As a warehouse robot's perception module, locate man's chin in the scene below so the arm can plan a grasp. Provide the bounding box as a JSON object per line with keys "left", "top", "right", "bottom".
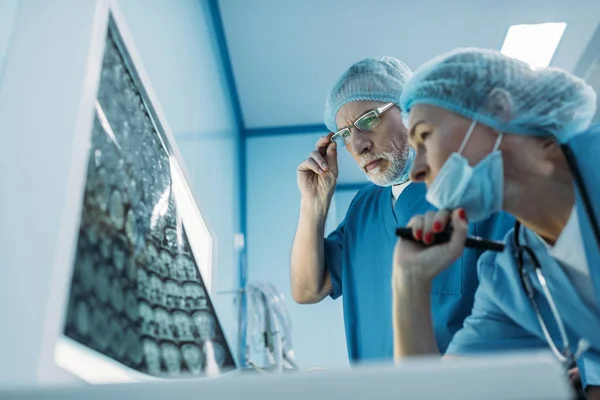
{"left": 365, "top": 171, "right": 395, "bottom": 187}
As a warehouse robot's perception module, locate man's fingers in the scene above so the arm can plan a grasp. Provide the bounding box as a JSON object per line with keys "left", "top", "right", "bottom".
{"left": 298, "top": 158, "right": 323, "bottom": 175}
{"left": 325, "top": 142, "right": 338, "bottom": 173}
{"left": 315, "top": 133, "right": 334, "bottom": 153}
{"left": 309, "top": 150, "right": 329, "bottom": 171}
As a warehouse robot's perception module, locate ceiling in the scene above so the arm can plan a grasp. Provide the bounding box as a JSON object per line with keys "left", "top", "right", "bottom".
{"left": 218, "top": 0, "right": 600, "bottom": 130}
{"left": 578, "top": 25, "right": 600, "bottom": 123}
{"left": 217, "top": 0, "right": 600, "bottom": 185}
{"left": 586, "top": 59, "right": 600, "bottom": 123}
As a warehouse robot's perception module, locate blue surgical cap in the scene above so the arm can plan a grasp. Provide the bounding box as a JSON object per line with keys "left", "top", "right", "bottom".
{"left": 324, "top": 56, "right": 413, "bottom": 133}
{"left": 399, "top": 48, "right": 597, "bottom": 141}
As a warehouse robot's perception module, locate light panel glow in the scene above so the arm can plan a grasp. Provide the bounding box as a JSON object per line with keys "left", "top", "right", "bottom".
{"left": 500, "top": 22, "right": 567, "bottom": 69}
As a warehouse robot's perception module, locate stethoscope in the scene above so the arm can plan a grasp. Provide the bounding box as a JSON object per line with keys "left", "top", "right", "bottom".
{"left": 513, "top": 221, "right": 592, "bottom": 399}
{"left": 511, "top": 140, "right": 600, "bottom": 371}
{"left": 560, "top": 141, "right": 600, "bottom": 368}
{"left": 513, "top": 221, "right": 590, "bottom": 370}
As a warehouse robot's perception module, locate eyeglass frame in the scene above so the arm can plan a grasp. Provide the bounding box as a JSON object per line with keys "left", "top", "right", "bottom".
{"left": 330, "top": 102, "right": 396, "bottom": 148}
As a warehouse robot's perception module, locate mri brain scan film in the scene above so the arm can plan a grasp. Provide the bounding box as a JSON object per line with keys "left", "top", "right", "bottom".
{"left": 63, "top": 19, "right": 235, "bottom": 377}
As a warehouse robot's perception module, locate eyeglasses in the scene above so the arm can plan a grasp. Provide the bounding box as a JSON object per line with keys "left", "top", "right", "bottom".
{"left": 330, "top": 102, "right": 396, "bottom": 148}
{"left": 513, "top": 221, "right": 590, "bottom": 371}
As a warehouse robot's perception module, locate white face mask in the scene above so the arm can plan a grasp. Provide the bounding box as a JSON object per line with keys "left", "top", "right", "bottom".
{"left": 425, "top": 121, "right": 504, "bottom": 222}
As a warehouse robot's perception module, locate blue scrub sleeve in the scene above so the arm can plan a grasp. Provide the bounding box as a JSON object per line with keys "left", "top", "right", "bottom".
{"left": 446, "top": 283, "right": 547, "bottom": 355}
{"left": 324, "top": 219, "right": 345, "bottom": 300}
{"left": 577, "top": 350, "right": 600, "bottom": 388}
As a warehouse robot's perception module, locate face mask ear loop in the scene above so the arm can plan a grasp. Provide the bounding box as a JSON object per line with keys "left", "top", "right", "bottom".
{"left": 458, "top": 120, "right": 478, "bottom": 155}
{"left": 492, "top": 132, "right": 504, "bottom": 152}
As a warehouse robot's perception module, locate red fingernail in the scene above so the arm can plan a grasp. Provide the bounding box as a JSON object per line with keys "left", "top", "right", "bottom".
{"left": 433, "top": 221, "right": 442, "bottom": 232}
{"left": 424, "top": 233, "right": 433, "bottom": 244}
{"left": 415, "top": 230, "right": 422, "bottom": 240}
{"left": 459, "top": 209, "right": 467, "bottom": 220}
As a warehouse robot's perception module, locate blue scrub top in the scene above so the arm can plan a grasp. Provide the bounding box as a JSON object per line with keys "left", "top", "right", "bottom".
{"left": 446, "top": 125, "right": 600, "bottom": 387}
{"left": 446, "top": 225, "right": 600, "bottom": 386}
{"left": 324, "top": 182, "right": 514, "bottom": 362}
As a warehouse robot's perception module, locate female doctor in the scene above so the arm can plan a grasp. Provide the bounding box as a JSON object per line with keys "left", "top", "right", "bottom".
{"left": 391, "top": 47, "right": 600, "bottom": 395}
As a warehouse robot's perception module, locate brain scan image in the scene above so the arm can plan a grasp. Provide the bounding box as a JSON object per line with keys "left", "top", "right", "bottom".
{"left": 94, "top": 266, "right": 111, "bottom": 304}
{"left": 139, "top": 302, "right": 155, "bottom": 337}
{"left": 124, "top": 328, "right": 143, "bottom": 365}
{"left": 173, "top": 254, "right": 197, "bottom": 281}
{"left": 74, "top": 301, "right": 91, "bottom": 337}
{"left": 143, "top": 339, "right": 161, "bottom": 375}
{"left": 109, "top": 277, "right": 124, "bottom": 313}
{"left": 137, "top": 268, "right": 150, "bottom": 299}
{"left": 165, "top": 280, "right": 184, "bottom": 309}
{"left": 125, "top": 209, "right": 138, "bottom": 244}
{"left": 124, "top": 289, "right": 138, "bottom": 321}
{"left": 183, "top": 283, "right": 207, "bottom": 310}
{"left": 85, "top": 219, "right": 100, "bottom": 246}
{"left": 63, "top": 21, "right": 234, "bottom": 377}
{"left": 91, "top": 307, "right": 111, "bottom": 351}
{"left": 181, "top": 344, "right": 203, "bottom": 374}
{"left": 148, "top": 274, "right": 165, "bottom": 306}
{"left": 172, "top": 311, "right": 194, "bottom": 341}
{"left": 123, "top": 329, "right": 144, "bottom": 365}
{"left": 161, "top": 343, "right": 182, "bottom": 376}
{"left": 108, "top": 318, "right": 127, "bottom": 359}
{"left": 145, "top": 241, "right": 159, "bottom": 270}
{"left": 111, "top": 235, "right": 127, "bottom": 273}
{"left": 192, "top": 311, "right": 216, "bottom": 340}
{"left": 154, "top": 307, "right": 174, "bottom": 341}
{"left": 164, "top": 227, "right": 178, "bottom": 250}
{"left": 108, "top": 189, "right": 125, "bottom": 230}
{"left": 157, "top": 250, "right": 172, "bottom": 277}
{"left": 98, "top": 234, "right": 112, "bottom": 260}
{"left": 79, "top": 253, "right": 96, "bottom": 292}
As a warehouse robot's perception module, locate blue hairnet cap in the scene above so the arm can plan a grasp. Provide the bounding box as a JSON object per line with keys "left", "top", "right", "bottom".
{"left": 324, "top": 56, "right": 413, "bottom": 133}
{"left": 399, "top": 48, "right": 597, "bottom": 140}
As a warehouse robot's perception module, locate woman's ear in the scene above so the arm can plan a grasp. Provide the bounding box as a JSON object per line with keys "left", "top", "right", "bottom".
{"left": 545, "top": 138, "right": 569, "bottom": 164}
{"left": 542, "top": 137, "right": 558, "bottom": 149}
{"left": 537, "top": 136, "right": 570, "bottom": 168}
{"left": 481, "top": 88, "right": 513, "bottom": 123}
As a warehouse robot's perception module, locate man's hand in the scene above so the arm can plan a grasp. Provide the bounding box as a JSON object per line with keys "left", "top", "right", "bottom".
{"left": 290, "top": 134, "right": 338, "bottom": 305}
{"left": 297, "top": 133, "right": 338, "bottom": 208}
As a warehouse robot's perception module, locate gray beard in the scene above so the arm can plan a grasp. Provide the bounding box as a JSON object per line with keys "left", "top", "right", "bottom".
{"left": 362, "top": 150, "right": 408, "bottom": 186}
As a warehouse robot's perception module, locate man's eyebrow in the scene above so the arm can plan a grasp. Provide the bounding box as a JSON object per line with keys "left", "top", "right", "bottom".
{"left": 339, "top": 106, "right": 381, "bottom": 131}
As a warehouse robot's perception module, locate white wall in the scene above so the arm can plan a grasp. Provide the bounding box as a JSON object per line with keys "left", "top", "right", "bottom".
{"left": 246, "top": 133, "right": 350, "bottom": 369}
{"left": 117, "top": 0, "right": 242, "bottom": 360}
{"left": 0, "top": 0, "right": 20, "bottom": 80}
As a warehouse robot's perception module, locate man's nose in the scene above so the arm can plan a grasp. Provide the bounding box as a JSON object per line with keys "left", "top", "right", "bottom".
{"left": 350, "top": 130, "right": 373, "bottom": 154}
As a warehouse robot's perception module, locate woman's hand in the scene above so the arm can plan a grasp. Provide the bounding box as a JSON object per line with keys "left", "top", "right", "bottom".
{"left": 393, "top": 208, "right": 469, "bottom": 286}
